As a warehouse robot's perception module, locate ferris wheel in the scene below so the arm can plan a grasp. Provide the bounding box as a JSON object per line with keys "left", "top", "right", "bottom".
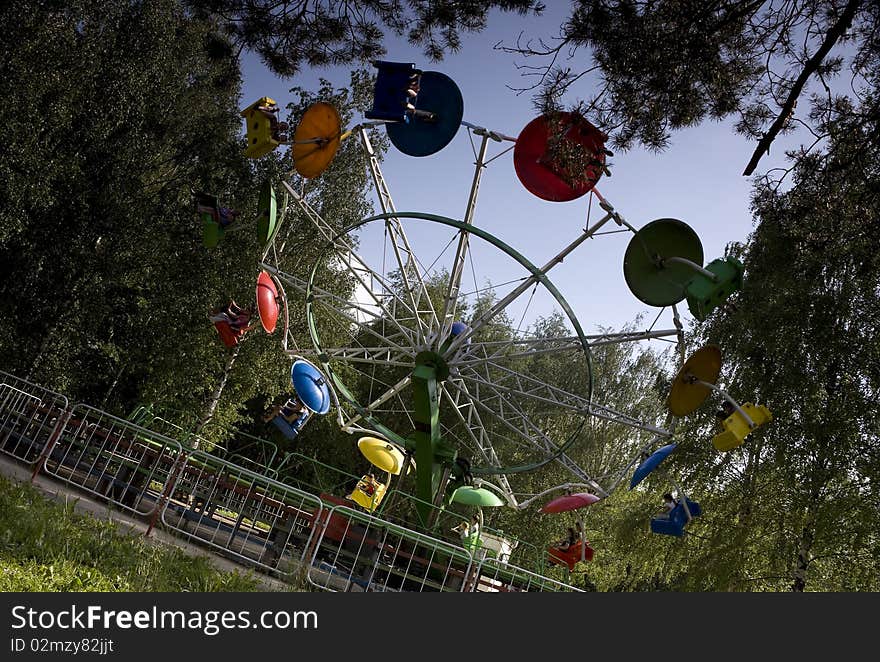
{"left": 241, "top": 60, "right": 760, "bottom": 526}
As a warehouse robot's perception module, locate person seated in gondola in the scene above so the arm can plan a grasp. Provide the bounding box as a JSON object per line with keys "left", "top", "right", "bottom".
{"left": 216, "top": 206, "right": 238, "bottom": 228}
{"left": 657, "top": 492, "right": 679, "bottom": 519}
{"left": 227, "top": 300, "right": 255, "bottom": 331}
{"left": 270, "top": 396, "right": 307, "bottom": 424}
{"left": 556, "top": 526, "right": 578, "bottom": 551}
{"left": 360, "top": 473, "right": 378, "bottom": 497}
{"left": 403, "top": 72, "right": 420, "bottom": 112}
{"left": 263, "top": 395, "right": 310, "bottom": 440}
{"left": 284, "top": 397, "right": 307, "bottom": 422}
{"left": 452, "top": 514, "right": 481, "bottom": 548}
{"left": 366, "top": 61, "right": 432, "bottom": 123}
{"left": 209, "top": 301, "right": 253, "bottom": 332}
{"left": 194, "top": 191, "right": 239, "bottom": 228}
{"left": 715, "top": 400, "right": 737, "bottom": 431}
{"left": 254, "top": 100, "right": 289, "bottom": 142}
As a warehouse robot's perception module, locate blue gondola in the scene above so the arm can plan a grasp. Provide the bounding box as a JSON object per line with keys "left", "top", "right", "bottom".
{"left": 365, "top": 61, "right": 422, "bottom": 123}
{"left": 267, "top": 359, "right": 332, "bottom": 440}
{"left": 650, "top": 498, "right": 702, "bottom": 537}
{"left": 271, "top": 407, "right": 312, "bottom": 440}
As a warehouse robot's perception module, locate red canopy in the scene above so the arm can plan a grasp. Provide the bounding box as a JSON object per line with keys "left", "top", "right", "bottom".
{"left": 256, "top": 271, "right": 279, "bottom": 333}
{"left": 540, "top": 492, "right": 601, "bottom": 514}
{"left": 514, "top": 112, "right": 608, "bottom": 202}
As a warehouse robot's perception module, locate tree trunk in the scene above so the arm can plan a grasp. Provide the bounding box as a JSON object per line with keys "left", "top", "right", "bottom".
{"left": 99, "top": 361, "right": 127, "bottom": 411}
{"left": 26, "top": 317, "right": 66, "bottom": 382}
{"left": 727, "top": 440, "right": 760, "bottom": 591}
{"left": 792, "top": 522, "right": 815, "bottom": 592}
{"left": 192, "top": 344, "right": 240, "bottom": 442}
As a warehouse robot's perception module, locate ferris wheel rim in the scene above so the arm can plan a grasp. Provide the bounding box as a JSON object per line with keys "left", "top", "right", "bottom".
{"left": 304, "top": 210, "right": 596, "bottom": 476}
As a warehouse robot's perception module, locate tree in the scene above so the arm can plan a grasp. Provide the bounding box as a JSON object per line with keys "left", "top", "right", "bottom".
{"left": 185, "top": 0, "right": 544, "bottom": 76}
{"left": 678, "top": 93, "right": 880, "bottom": 591}
{"left": 497, "top": 0, "right": 875, "bottom": 177}
{"left": 0, "top": 0, "right": 248, "bottom": 407}
{"left": 0, "top": 0, "right": 384, "bottom": 473}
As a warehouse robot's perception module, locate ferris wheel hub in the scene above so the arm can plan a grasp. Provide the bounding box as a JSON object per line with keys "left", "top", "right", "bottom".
{"left": 414, "top": 350, "right": 449, "bottom": 382}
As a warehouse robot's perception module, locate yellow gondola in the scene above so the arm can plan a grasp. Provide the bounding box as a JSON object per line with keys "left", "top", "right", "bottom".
{"left": 347, "top": 474, "right": 387, "bottom": 512}
{"left": 346, "top": 437, "right": 411, "bottom": 512}
{"left": 241, "top": 96, "right": 284, "bottom": 159}
{"left": 712, "top": 403, "right": 773, "bottom": 451}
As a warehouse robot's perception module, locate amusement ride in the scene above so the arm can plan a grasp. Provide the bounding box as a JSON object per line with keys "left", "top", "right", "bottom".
{"left": 200, "top": 59, "right": 773, "bottom": 567}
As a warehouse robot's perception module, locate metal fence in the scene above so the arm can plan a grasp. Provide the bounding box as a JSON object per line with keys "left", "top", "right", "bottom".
{"left": 0, "top": 370, "right": 582, "bottom": 592}
{"left": 159, "top": 449, "right": 324, "bottom": 579}
{"left": 306, "top": 504, "right": 475, "bottom": 592}
{"left": 0, "top": 373, "right": 69, "bottom": 465}
{"left": 471, "top": 556, "right": 583, "bottom": 592}
{"left": 42, "top": 404, "right": 186, "bottom": 517}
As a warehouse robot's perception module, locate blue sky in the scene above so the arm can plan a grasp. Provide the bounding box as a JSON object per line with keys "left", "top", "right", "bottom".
{"left": 240, "top": 5, "right": 788, "bottom": 335}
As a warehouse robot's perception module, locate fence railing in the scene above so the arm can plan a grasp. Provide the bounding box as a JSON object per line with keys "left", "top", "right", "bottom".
{"left": 159, "top": 449, "right": 324, "bottom": 579}
{"left": 0, "top": 370, "right": 581, "bottom": 592}
{"left": 41, "top": 404, "right": 187, "bottom": 517}
{"left": 0, "top": 376, "right": 69, "bottom": 465}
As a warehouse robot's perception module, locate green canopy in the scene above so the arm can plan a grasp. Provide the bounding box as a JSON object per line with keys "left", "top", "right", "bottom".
{"left": 451, "top": 486, "right": 504, "bottom": 507}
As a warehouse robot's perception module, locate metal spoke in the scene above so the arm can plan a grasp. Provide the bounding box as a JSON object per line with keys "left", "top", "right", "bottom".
{"left": 278, "top": 184, "right": 423, "bottom": 329}
{"left": 439, "top": 132, "right": 492, "bottom": 342}
{"left": 317, "top": 349, "right": 415, "bottom": 370}
{"left": 309, "top": 292, "right": 416, "bottom": 357}
{"left": 443, "top": 377, "right": 602, "bottom": 489}
{"left": 459, "top": 362, "right": 671, "bottom": 438}
{"left": 443, "top": 212, "right": 616, "bottom": 354}
{"left": 453, "top": 329, "right": 679, "bottom": 369}
{"left": 268, "top": 262, "right": 419, "bottom": 352}
{"left": 337, "top": 374, "right": 413, "bottom": 433}
{"left": 360, "top": 129, "right": 440, "bottom": 343}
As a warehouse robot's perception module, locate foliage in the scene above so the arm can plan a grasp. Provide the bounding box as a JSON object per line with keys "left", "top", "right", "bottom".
{"left": 498, "top": 0, "right": 876, "bottom": 176}
{"left": 0, "top": 0, "right": 385, "bottom": 484}
{"left": 185, "top": 0, "right": 544, "bottom": 76}
{"left": 674, "top": 93, "right": 880, "bottom": 591}
{"left": 0, "top": 0, "right": 251, "bottom": 412}
{"left": 3, "top": 0, "right": 878, "bottom": 593}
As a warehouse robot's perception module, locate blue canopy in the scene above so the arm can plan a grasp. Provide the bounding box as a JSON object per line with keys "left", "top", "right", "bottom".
{"left": 630, "top": 443, "right": 677, "bottom": 489}
{"left": 450, "top": 321, "right": 471, "bottom": 342}
{"left": 386, "top": 70, "right": 463, "bottom": 157}
{"left": 290, "top": 360, "right": 331, "bottom": 415}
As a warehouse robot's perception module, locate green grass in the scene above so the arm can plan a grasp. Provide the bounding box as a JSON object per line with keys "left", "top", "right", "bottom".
{"left": 0, "top": 475, "right": 264, "bottom": 591}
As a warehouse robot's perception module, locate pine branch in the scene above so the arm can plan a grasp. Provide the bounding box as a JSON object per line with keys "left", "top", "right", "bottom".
{"left": 742, "top": 0, "right": 862, "bottom": 176}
